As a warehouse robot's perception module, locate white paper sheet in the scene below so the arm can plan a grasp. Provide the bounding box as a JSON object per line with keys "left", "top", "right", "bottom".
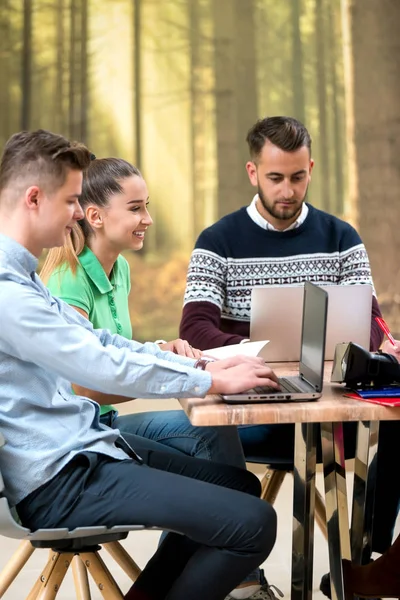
{"left": 203, "top": 340, "right": 269, "bottom": 360}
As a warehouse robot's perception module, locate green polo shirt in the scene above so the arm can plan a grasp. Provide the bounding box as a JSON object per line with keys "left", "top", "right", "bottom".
{"left": 47, "top": 246, "right": 132, "bottom": 415}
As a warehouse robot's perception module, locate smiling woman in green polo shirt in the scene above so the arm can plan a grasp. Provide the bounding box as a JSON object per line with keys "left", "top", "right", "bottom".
{"left": 40, "top": 158, "right": 247, "bottom": 466}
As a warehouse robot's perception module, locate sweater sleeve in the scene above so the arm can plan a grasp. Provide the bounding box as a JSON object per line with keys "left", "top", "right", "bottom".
{"left": 180, "top": 226, "right": 247, "bottom": 349}
{"left": 370, "top": 295, "right": 384, "bottom": 351}
{"left": 337, "top": 222, "right": 383, "bottom": 350}
{"left": 179, "top": 301, "right": 247, "bottom": 350}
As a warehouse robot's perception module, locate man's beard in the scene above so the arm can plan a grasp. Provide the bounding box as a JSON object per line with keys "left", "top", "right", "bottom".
{"left": 257, "top": 185, "right": 308, "bottom": 222}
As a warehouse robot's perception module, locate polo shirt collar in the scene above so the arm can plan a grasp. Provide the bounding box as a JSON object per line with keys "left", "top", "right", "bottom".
{"left": 78, "top": 246, "right": 118, "bottom": 294}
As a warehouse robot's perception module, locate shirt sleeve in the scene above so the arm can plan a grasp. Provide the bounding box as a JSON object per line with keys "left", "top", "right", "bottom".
{"left": 0, "top": 280, "right": 211, "bottom": 399}
{"left": 47, "top": 266, "right": 93, "bottom": 315}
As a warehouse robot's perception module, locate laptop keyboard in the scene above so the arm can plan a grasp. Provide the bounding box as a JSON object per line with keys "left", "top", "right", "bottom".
{"left": 252, "top": 377, "right": 303, "bottom": 395}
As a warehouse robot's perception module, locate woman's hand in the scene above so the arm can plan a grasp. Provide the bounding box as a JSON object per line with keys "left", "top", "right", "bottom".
{"left": 158, "top": 339, "right": 202, "bottom": 359}
{"left": 381, "top": 339, "right": 400, "bottom": 362}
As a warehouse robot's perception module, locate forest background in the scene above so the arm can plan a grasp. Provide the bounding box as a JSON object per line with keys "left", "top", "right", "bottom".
{"left": 1, "top": 0, "right": 399, "bottom": 341}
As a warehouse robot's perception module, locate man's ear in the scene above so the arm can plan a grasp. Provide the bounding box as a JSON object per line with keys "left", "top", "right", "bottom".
{"left": 309, "top": 158, "right": 315, "bottom": 179}
{"left": 25, "top": 186, "right": 41, "bottom": 210}
{"left": 85, "top": 205, "right": 103, "bottom": 229}
{"left": 246, "top": 161, "right": 258, "bottom": 187}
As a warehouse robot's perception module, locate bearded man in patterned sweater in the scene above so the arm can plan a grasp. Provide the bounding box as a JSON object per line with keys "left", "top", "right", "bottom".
{"left": 180, "top": 116, "right": 383, "bottom": 352}
{"left": 180, "top": 116, "right": 396, "bottom": 600}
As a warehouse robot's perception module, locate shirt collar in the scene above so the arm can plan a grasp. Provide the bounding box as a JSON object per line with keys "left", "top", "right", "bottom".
{"left": 246, "top": 194, "right": 309, "bottom": 231}
{"left": 0, "top": 234, "right": 39, "bottom": 277}
{"left": 78, "top": 246, "right": 118, "bottom": 294}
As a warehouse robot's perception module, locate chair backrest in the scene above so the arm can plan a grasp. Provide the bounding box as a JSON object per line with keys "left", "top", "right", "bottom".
{"left": 0, "top": 433, "right": 32, "bottom": 539}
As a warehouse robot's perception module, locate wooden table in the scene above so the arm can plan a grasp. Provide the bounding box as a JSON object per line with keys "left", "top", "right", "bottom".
{"left": 179, "top": 363, "right": 400, "bottom": 600}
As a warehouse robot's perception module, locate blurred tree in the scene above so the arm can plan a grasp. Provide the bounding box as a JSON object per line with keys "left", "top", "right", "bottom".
{"left": 132, "top": 0, "right": 142, "bottom": 169}
{"left": 189, "top": 0, "right": 211, "bottom": 238}
{"left": 55, "top": 0, "right": 67, "bottom": 133}
{"left": 0, "top": 0, "right": 12, "bottom": 146}
{"left": 327, "top": 0, "right": 344, "bottom": 216}
{"left": 69, "top": 0, "right": 88, "bottom": 142}
{"left": 342, "top": 0, "right": 400, "bottom": 333}
{"left": 21, "top": 0, "right": 32, "bottom": 130}
{"left": 291, "top": 0, "right": 305, "bottom": 124}
{"left": 212, "top": 0, "right": 257, "bottom": 218}
{"left": 315, "top": 0, "right": 330, "bottom": 211}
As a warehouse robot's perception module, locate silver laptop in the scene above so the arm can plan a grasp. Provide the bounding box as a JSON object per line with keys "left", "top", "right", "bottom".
{"left": 221, "top": 282, "right": 328, "bottom": 403}
{"left": 251, "top": 284, "right": 372, "bottom": 362}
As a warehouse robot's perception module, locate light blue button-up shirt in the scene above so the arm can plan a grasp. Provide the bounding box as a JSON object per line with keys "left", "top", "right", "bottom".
{"left": 0, "top": 234, "right": 211, "bottom": 506}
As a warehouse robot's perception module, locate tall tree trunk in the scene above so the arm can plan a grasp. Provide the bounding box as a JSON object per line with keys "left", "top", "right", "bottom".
{"left": 315, "top": 0, "right": 330, "bottom": 211}
{"left": 0, "top": 0, "right": 11, "bottom": 144}
{"left": 69, "top": 0, "right": 87, "bottom": 141}
{"left": 328, "top": 0, "right": 344, "bottom": 215}
{"left": 80, "top": 0, "right": 88, "bottom": 143}
{"left": 55, "top": 0, "right": 65, "bottom": 133}
{"left": 21, "top": 0, "right": 32, "bottom": 130}
{"left": 189, "top": 0, "right": 208, "bottom": 239}
{"left": 213, "top": 0, "right": 257, "bottom": 219}
{"left": 133, "top": 0, "right": 142, "bottom": 169}
{"left": 234, "top": 0, "right": 258, "bottom": 201}
{"left": 291, "top": 0, "right": 305, "bottom": 124}
{"left": 69, "top": 0, "right": 78, "bottom": 138}
{"left": 343, "top": 0, "right": 400, "bottom": 333}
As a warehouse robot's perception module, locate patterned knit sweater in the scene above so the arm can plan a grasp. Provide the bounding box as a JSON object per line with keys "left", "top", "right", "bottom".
{"left": 179, "top": 203, "right": 383, "bottom": 351}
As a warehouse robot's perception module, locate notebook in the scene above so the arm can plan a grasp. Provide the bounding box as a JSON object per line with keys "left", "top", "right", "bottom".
{"left": 250, "top": 284, "right": 372, "bottom": 362}
{"left": 221, "top": 282, "right": 328, "bottom": 403}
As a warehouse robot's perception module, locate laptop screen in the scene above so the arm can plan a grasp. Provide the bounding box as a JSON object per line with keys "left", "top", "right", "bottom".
{"left": 299, "top": 282, "right": 328, "bottom": 391}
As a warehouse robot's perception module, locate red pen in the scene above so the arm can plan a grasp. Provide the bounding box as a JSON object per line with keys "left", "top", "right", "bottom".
{"left": 375, "top": 316, "right": 397, "bottom": 347}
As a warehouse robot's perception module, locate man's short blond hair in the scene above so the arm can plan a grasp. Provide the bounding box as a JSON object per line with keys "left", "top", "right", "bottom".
{"left": 0, "top": 129, "right": 92, "bottom": 201}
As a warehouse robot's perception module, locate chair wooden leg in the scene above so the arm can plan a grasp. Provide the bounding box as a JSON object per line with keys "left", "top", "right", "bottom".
{"left": 26, "top": 551, "right": 59, "bottom": 600}
{"left": 260, "top": 468, "right": 288, "bottom": 504}
{"left": 81, "top": 551, "right": 124, "bottom": 600}
{"left": 72, "top": 555, "right": 92, "bottom": 600}
{"left": 31, "top": 552, "right": 73, "bottom": 600}
{"left": 0, "top": 540, "right": 35, "bottom": 597}
{"left": 315, "top": 486, "right": 328, "bottom": 540}
{"left": 103, "top": 541, "right": 141, "bottom": 581}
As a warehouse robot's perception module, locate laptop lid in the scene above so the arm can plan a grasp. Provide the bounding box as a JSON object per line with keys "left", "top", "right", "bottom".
{"left": 220, "top": 282, "right": 328, "bottom": 403}
{"left": 251, "top": 284, "right": 372, "bottom": 362}
{"left": 299, "top": 282, "right": 328, "bottom": 392}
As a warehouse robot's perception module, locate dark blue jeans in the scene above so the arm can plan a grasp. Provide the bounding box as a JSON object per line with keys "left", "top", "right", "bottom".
{"left": 17, "top": 440, "right": 277, "bottom": 600}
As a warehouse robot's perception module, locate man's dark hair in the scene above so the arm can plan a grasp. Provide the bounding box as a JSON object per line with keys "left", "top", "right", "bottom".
{"left": 246, "top": 116, "right": 312, "bottom": 162}
{"left": 0, "top": 129, "right": 92, "bottom": 195}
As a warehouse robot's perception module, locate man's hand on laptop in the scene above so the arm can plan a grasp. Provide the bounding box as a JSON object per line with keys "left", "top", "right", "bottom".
{"left": 206, "top": 356, "right": 280, "bottom": 395}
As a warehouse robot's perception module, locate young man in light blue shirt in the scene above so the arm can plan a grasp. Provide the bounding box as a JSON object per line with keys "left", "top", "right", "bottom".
{"left": 0, "top": 129, "right": 280, "bottom": 600}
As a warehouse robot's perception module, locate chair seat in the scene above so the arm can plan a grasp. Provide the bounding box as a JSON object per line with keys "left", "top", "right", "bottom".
{"left": 246, "top": 456, "right": 294, "bottom": 470}
{"left": 0, "top": 497, "right": 155, "bottom": 542}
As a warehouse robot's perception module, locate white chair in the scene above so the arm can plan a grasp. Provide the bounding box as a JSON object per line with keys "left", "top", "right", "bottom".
{"left": 0, "top": 433, "right": 152, "bottom": 600}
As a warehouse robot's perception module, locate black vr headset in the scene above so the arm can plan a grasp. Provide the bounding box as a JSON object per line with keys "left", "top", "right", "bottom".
{"left": 331, "top": 342, "right": 400, "bottom": 388}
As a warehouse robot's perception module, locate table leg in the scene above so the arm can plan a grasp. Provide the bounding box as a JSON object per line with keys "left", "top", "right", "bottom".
{"left": 350, "top": 421, "right": 379, "bottom": 564}
{"left": 291, "top": 422, "right": 318, "bottom": 600}
{"left": 321, "top": 422, "right": 351, "bottom": 600}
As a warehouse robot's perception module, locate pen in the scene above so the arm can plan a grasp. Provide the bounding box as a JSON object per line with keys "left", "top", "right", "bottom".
{"left": 375, "top": 316, "right": 397, "bottom": 347}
